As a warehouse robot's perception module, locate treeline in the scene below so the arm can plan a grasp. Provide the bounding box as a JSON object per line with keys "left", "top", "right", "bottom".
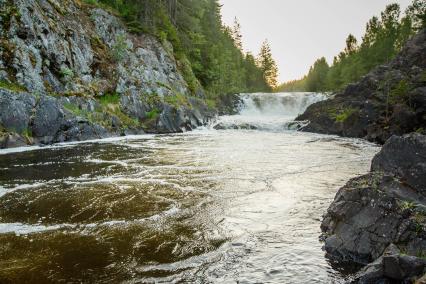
{"left": 277, "top": 0, "right": 426, "bottom": 92}
{"left": 85, "top": 0, "right": 278, "bottom": 97}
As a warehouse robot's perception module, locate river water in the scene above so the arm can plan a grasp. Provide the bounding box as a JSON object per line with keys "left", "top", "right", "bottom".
{"left": 0, "top": 93, "right": 379, "bottom": 283}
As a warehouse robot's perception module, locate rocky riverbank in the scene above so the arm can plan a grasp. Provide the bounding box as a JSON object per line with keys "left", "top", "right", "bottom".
{"left": 322, "top": 134, "right": 426, "bottom": 283}
{"left": 0, "top": 0, "right": 216, "bottom": 149}
{"left": 297, "top": 30, "right": 426, "bottom": 283}
{"left": 297, "top": 29, "right": 426, "bottom": 144}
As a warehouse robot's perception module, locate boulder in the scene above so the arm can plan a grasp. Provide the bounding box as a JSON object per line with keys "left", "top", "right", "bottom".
{"left": 32, "top": 96, "right": 65, "bottom": 142}
{"left": 0, "top": 89, "right": 35, "bottom": 133}
{"left": 352, "top": 244, "right": 426, "bottom": 283}
{"left": 322, "top": 133, "right": 426, "bottom": 281}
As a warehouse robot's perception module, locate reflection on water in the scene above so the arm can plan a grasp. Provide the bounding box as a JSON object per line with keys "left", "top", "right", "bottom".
{"left": 0, "top": 93, "right": 379, "bottom": 283}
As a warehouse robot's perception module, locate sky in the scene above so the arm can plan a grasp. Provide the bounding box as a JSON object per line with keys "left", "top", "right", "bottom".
{"left": 219, "top": 0, "right": 412, "bottom": 83}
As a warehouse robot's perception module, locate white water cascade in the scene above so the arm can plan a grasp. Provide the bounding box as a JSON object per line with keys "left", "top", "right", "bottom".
{"left": 213, "top": 92, "right": 327, "bottom": 131}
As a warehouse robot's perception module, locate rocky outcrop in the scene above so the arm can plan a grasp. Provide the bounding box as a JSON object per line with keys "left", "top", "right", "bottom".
{"left": 352, "top": 244, "right": 426, "bottom": 284}
{"left": 321, "top": 134, "right": 426, "bottom": 282}
{"left": 297, "top": 29, "right": 426, "bottom": 144}
{"left": 0, "top": 0, "right": 215, "bottom": 148}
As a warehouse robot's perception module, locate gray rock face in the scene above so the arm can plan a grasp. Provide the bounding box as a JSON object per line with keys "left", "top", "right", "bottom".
{"left": 372, "top": 134, "right": 426, "bottom": 193}
{"left": 0, "top": 89, "right": 35, "bottom": 133}
{"left": 322, "top": 133, "right": 426, "bottom": 281}
{"left": 0, "top": 0, "right": 215, "bottom": 148}
{"left": 32, "top": 96, "right": 64, "bottom": 140}
{"left": 297, "top": 29, "right": 426, "bottom": 144}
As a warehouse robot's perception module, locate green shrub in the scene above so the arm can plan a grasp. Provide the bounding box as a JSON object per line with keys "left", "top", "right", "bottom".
{"left": 334, "top": 108, "right": 358, "bottom": 123}
{"left": 98, "top": 93, "right": 120, "bottom": 106}
{"left": 0, "top": 80, "right": 27, "bottom": 92}
{"left": 389, "top": 80, "right": 410, "bottom": 105}
{"left": 206, "top": 99, "right": 217, "bottom": 109}
{"left": 63, "top": 103, "right": 86, "bottom": 116}
{"left": 145, "top": 108, "right": 160, "bottom": 120}
{"left": 59, "top": 67, "right": 74, "bottom": 80}
{"left": 111, "top": 34, "right": 129, "bottom": 62}
{"left": 164, "top": 93, "right": 190, "bottom": 108}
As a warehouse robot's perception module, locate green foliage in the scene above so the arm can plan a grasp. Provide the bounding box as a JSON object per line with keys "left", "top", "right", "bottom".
{"left": 257, "top": 40, "right": 278, "bottom": 89}
{"left": 145, "top": 108, "right": 160, "bottom": 120}
{"left": 88, "top": 0, "right": 271, "bottom": 97}
{"left": 111, "top": 34, "right": 129, "bottom": 62}
{"left": 64, "top": 98, "right": 139, "bottom": 129}
{"left": 0, "top": 80, "right": 27, "bottom": 92}
{"left": 335, "top": 108, "right": 357, "bottom": 123}
{"left": 63, "top": 103, "right": 86, "bottom": 117}
{"left": 399, "top": 200, "right": 416, "bottom": 211}
{"left": 22, "top": 128, "right": 32, "bottom": 138}
{"left": 98, "top": 93, "right": 121, "bottom": 106}
{"left": 328, "top": 107, "right": 358, "bottom": 123}
{"left": 389, "top": 80, "right": 410, "bottom": 104}
{"left": 164, "top": 94, "right": 190, "bottom": 108}
{"left": 277, "top": 0, "right": 425, "bottom": 93}
{"left": 59, "top": 67, "right": 74, "bottom": 80}
{"left": 205, "top": 99, "right": 217, "bottom": 109}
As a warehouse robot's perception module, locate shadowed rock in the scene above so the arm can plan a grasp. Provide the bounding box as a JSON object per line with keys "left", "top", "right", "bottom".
{"left": 321, "top": 133, "right": 426, "bottom": 282}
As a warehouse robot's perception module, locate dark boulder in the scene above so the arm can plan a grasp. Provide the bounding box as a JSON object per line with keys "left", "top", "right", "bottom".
{"left": 372, "top": 134, "right": 426, "bottom": 192}
{"left": 322, "top": 133, "right": 426, "bottom": 281}
{"left": 352, "top": 244, "right": 426, "bottom": 284}
{"left": 32, "top": 96, "right": 65, "bottom": 143}
{"left": 0, "top": 89, "right": 35, "bottom": 133}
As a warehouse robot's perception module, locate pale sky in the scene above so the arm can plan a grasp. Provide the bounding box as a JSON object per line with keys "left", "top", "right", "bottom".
{"left": 219, "top": 0, "right": 412, "bottom": 83}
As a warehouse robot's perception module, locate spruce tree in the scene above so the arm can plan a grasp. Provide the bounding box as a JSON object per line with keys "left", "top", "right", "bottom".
{"left": 257, "top": 40, "right": 279, "bottom": 89}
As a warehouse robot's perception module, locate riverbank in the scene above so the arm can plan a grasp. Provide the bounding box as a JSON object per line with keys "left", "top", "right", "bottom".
{"left": 0, "top": 0, "right": 228, "bottom": 149}
{"left": 298, "top": 30, "right": 426, "bottom": 283}
{"left": 0, "top": 87, "right": 215, "bottom": 149}
{"left": 0, "top": 95, "right": 379, "bottom": 283}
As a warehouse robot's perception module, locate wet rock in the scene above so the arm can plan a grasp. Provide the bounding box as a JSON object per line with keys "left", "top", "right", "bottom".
{"left": 0, "top": 89, "right": 35, "bottom": 133}
{"left": 322, "top": 133, "right": 426, "bottom": 281}
{"left": 157, "top": 104, "right": 189, "bottom": 133}
{"left": 32, "top": 96, "right": 65, "bottom": 142}
{"left": 213, "top": 122, "right": 258, "bottom": 130}
{"left": 0, "top": 133, "right": 28, "bottom": 149}
{"left": 353, "top": 244, "right": 426, "bottom": 283}
{"left": 216, "top": 93, "right": 242, "bottom": 115}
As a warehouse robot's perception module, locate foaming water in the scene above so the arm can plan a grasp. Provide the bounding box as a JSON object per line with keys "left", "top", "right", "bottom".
{"left": 213, "top": 92, "right": 327, "bottom": 131}
{"left": 0, "top": 93, "right": 379, "bottom": 283}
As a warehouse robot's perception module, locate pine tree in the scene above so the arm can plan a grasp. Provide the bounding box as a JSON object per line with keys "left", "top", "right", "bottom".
{"left": 344, "top": 34, "right": 358, "bottom": 55}
{"left": 257, "top": 40, "right": 278, "bottom": 89}
{"left": 232, "top": 17, "right": 243, "bottom": 51}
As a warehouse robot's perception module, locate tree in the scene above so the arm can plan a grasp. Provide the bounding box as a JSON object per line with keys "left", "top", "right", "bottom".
{"left": 278, "top": 0, "right": 421, "bottom": 93}
{"left": 306, "top": 57, "right": 329, "bottom": 92}
{"left": 232, "top": 17, "right": 243, "bottom": 50}
{"left": 362, "top": 16, "right": 381, "bottom": 48}
{"left": 257, "top": 40, "right": 278, "bottom": 89}
{"left": 93, "top": 0, "right": 271, "bottom": 96}
{"left": 344, "top": 34, "right": 358, "bottom": 55}
{"left": 405, "top": 0, "right": 426, "bottom": 30}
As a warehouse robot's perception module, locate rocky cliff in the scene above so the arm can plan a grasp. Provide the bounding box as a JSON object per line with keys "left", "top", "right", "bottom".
{"left": 297, "top": 29, "right": 426, "bottom": 144}
{"left": 297, "top": 30, "right": 426, "bottom": 283}
{"left": 0, "top": 0, "right": 214, "bottom": 148}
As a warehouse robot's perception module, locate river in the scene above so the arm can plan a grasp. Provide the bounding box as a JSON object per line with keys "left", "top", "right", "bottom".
{"left": 0, "top": 93, "right": 379, "bottom": 283}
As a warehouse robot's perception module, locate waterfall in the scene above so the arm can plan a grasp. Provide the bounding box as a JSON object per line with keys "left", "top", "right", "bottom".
{"left": 213, "top": 92, "right": 327, "bottom": 131}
